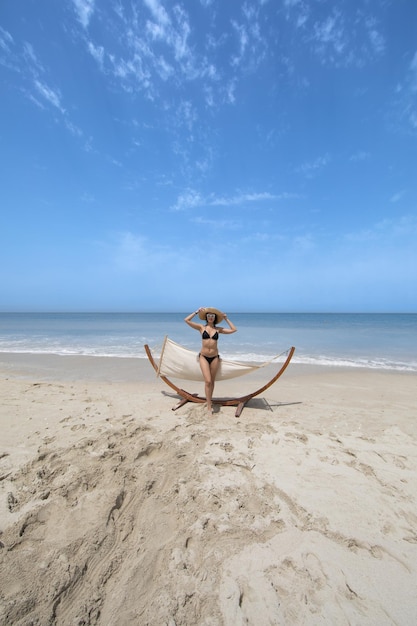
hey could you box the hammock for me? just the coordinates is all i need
[144,337,296,417]
[156,336,284,381]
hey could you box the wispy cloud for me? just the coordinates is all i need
[208,191,283,207]
[0,27,23,74]
[410,51,417,92]
[0,26,14,56]
[344,214,417,243]
[230,3,267,72]
[112,232,150,271]
[172,188,300,211]
[78,0,269,111]
[72,0,95,29]
[292,233,316,252]
[392,48,417,132]
[87,41,104,68]
[349,151,370,162]
[366,16,385,56]
[0,33,85,140]
[171,189,204,211]
[109,231,192,274]
[192,216,242,229]
[241,231,287,245]
[313,10,347,59]
[209,191,300,206]
[230,20,249,68]
[1,33,65,113]
[285,3,386,68]
[296,154,331,177]
[175,99,197,131]
[406,51,417,129]
[34,79,65,113]
[390,190,405,203]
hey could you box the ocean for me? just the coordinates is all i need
[0,312,416,372]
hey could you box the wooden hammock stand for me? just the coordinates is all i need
[144,344,296,417]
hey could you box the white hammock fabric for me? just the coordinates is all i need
[156,337,284,382]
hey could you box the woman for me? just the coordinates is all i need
[184,307,237,414]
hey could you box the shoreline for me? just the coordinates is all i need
[1,352,416,624]
[1,351,416,383]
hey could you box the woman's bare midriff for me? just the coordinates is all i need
[201,337,218,357]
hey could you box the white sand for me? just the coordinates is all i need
[0,354,416,625]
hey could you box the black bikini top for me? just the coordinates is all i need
[202,329,219,340]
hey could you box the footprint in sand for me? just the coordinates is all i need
[285,432,308,444]
[70,424,87,431]
[59,416,74,424]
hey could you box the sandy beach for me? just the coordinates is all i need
[0,353,416,625]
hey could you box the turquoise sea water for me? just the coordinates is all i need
[0,313,416,371]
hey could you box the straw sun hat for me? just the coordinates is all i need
[198,307,223,321]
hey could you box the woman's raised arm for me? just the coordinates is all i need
[184,309,203,330]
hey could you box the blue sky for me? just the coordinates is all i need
[1,0,416,313]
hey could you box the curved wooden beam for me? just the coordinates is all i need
[144,343,206,404]
[144,344,296,416]
[225,345,296,403]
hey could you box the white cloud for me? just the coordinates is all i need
[409,50,417,92]
[231,21,249,68]
[241,231,286,245]
[113,232,149,271]
[229,3,267,73]
[0,26,17,71]
[109,231,192,275]
[0,26,14,52]
[34,79,65,113]
[0,33,83,138]
[390,190,405,203]
[349,150,370,162]
[143,0,192,68]
[87,41,104,67]
[284,0,303,6]
[172,188,299,211]
[209,191,276,206]
[345,215,417,243]
[296,154,331,177]
[144,0,170,30]
[366,20,385,56]
[175,100,197,131]
[154,54,174,80]
[409,111,417,129]
[225,79,236,104]
[172,5,191,62]
[284,4,386,68]
[314,12,342,46]
[146,18,166,41]
[65,119,83,137]
[88,1,200,100]
[22,42,41,68]
[313,10,346,58]
[172,189,204,211]
[72,0,95,29]
[391,49,417,132]
[293,233,316,252]
[79,0,271,109]
[192,216,241,229]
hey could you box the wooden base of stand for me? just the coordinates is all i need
[171,395,248,417]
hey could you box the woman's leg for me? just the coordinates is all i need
[199,356,219,413]
[208,357,220,409]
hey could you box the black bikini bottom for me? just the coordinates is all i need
[199,354,219,364]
